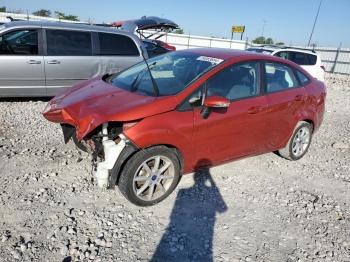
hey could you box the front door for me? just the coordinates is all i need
[0,28,45,97]
[191,61,269,166]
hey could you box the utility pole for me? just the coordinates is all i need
[308,0,323,46]
[261,20,266,37]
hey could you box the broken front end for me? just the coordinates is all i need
[60,122,138,189]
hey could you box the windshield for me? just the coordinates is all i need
[108,52,223,96]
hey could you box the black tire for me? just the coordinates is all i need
[118,146,181,206]
[278,121,313,161]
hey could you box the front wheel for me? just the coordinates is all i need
[118,146,181,206]
[278,121,313,160]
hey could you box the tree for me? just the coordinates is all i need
[252,36,274,45]
[0,6,6,12]
[173,28,184,34]
[275,42,285,46]
[54,11,79,21]
[32,9,51,17]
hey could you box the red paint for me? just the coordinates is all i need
[43,48,326,174]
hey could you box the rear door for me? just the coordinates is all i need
[44,29,99,96]
[96,32,143,75]
[263,61,307,150]
[0,28,45,97]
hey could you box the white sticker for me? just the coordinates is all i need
[196,56,223,65]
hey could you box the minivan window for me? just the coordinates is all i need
[265,62,298,92]
[206,62,260,100]
[0,29,38,55]
[46,30,92,56]
[98,33,139,56]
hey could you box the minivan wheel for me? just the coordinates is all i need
[118,146,181,206]
[278,121,313,161]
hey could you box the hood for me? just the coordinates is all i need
[43,77,178,140]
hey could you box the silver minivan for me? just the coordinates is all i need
[0,21,145,97]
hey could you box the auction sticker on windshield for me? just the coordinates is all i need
[196,56,223,65]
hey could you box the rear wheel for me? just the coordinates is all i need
[118,146,181,206]
[278,121,313,160]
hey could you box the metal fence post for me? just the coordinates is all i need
[331,43,342,73]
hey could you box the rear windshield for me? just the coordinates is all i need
[108,52,223,96]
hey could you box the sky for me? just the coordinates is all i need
[1,0,349,47]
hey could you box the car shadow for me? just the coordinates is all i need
[150,159,228,262]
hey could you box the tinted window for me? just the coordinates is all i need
[295,70,310,85]
[206,62,260,100]
[98,33,139,56]
[0,29,38,55]
[290,52,316,65]
[46,30,92,56]
[265,62,298,92]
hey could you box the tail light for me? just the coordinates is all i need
[320,65,325,71]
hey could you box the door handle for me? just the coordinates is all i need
[47,60,61,64]
[247,106,265,114]
[27,60,41,64]
[295,95,304,101]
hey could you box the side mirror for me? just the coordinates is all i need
[203,96,230,108]
[201,96,230,119]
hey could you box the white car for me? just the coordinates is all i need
[247,46,325,82]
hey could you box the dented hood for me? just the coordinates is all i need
[43,77,178,140]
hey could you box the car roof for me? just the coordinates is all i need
[2,20,134,35]
[181,48,273,60]
[248,46,318,56]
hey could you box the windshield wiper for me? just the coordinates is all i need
[130,61,157,93]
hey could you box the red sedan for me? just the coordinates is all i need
[43,48,326,206]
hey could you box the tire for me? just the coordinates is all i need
[118,146,181,206]
[278,121,313,161]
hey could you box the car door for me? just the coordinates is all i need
[263,61,307,150]
[44,29,99,96]
[0,28,45,97]
[191,61,270,166]
[96,32,143,76]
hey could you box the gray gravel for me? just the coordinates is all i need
[0,73,349,261]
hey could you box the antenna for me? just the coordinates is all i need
[308,0,323,46]
[140,49,159,96]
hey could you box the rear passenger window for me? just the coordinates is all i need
[0,29,38,55]
[295,70,310,85]
[290,52,317,65]
[265,62,298,93]
[46,30,92,56]
[206,62,260,100]
[98,33,139,56]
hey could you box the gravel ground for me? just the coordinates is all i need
[0,73,349,262]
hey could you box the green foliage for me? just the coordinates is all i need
[173,28,184,34]
[252,36,274,45]
[32,9,51,17]
[275,42,285,46]
[54,11,79,21]
[0,6,6,12]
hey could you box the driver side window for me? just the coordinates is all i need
[0,29,38,55]
[206,62,260,101]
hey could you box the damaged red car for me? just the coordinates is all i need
[43,48,326,206]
